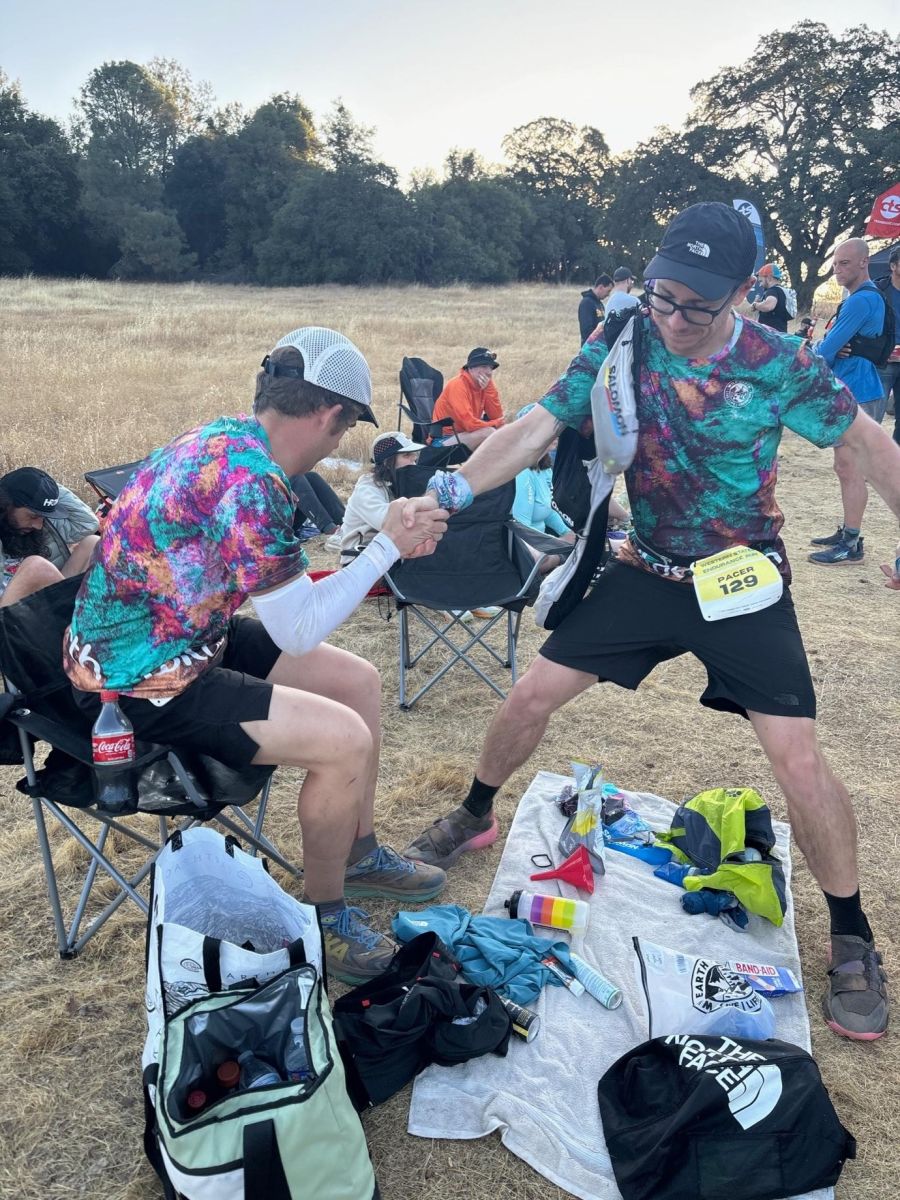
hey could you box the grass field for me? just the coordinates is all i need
[0,277,897,1200]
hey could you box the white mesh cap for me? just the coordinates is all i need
[274,326,377,425]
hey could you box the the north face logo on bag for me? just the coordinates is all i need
[666,1034,782,1130]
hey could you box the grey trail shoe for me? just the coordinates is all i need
[404,807,499,870]
[320,906,397,985]
[823,933,889,1040]
[343,844,446,901]
[808,536,864,566]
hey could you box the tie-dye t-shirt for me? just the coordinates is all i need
[539,316,857,576]
[64,414,307,696]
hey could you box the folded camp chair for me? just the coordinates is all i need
[385,468,543,709]
[0,576,300,959]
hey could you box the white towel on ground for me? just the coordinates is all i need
[407,770,832,1200]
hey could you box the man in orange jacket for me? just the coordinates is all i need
[432,348,505,449]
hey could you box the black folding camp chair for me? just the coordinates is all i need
[398,357,446,441]
[84,458,146,518]
[0,576,300,959]
[385,468,542,709]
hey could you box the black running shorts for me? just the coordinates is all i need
[540,561,816,719]
[72,614,283,768]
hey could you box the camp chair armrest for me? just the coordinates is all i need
[398,404,454,437]
[5,707,167,770]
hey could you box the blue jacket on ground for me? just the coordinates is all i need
[815,283,885,403]
[392,904,574,1005]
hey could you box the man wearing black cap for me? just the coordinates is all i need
[432,347,504,449]
[404,202,900,1042]
[0,467,99,607]
[578,274,614,346]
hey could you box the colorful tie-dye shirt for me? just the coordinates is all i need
[64,414,307,696]
[539,316,857,577]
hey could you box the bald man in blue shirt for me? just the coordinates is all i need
[809,238,890,565]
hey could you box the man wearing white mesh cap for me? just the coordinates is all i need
[65,327,450,983]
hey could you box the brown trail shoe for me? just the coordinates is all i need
[823,933,889,1041]
[403,807,499,870]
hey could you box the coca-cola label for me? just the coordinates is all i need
[92,734,135,764]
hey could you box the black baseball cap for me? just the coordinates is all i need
[465,347,500,371]
[613,267,634,282]
[0,467,59,513]
[644,202,757,299]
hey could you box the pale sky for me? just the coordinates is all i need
[1,0,896,182]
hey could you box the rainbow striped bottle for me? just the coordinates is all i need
[504,889,590,937]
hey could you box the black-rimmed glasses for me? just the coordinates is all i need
[646,286,738,327]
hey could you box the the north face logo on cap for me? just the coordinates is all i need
[687,241,711,257]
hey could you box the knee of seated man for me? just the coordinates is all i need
[21,556,62,584]
[356,655,382,698]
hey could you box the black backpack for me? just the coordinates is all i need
[837,282,895,367]
[333,933,511,1110]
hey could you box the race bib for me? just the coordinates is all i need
[691,546,783,622]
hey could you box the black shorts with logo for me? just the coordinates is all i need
[72,614,283,768]
[540,560,816,719]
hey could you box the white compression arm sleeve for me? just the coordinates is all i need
[251,531,400,657]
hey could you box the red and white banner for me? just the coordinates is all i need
[865,184,900,238]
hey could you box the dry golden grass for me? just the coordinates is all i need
[0,277,897,1199]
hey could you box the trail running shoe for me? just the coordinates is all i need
[320,906,398,984]
[808,536,864,566]
[823,933,889,1040]
[810,526,847,547]
[343,844,446,901]
[403,807,499,869]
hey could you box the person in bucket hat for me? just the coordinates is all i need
[63,328,450,985]
[432,347,505,449]
[404,201,900,1042]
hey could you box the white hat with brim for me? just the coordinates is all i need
[372,431,427,464]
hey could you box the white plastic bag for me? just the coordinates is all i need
[633,937,776,1041]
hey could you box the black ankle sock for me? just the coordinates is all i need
[462,777,499,820]
[310,897,345,920]
[823,889,872,940]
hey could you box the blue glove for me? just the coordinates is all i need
[681,889,749,931]
[681,888,733,915]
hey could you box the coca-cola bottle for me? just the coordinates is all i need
[91,690,137,814]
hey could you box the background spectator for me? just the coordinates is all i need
[340,431,425,564]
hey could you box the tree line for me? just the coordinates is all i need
[2,21,897,310]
